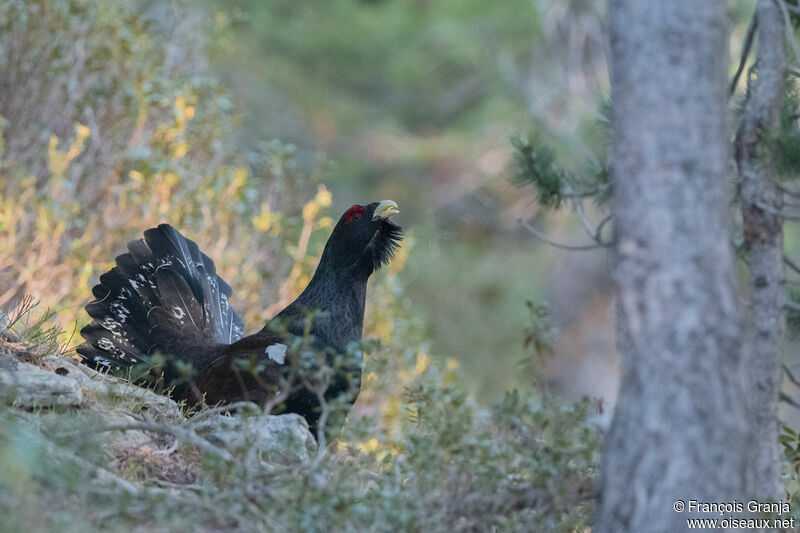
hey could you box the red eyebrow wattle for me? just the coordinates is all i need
[345,205,364,223]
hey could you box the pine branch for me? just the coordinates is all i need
[517,218,605,251]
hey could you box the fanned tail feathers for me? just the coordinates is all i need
[77,224,244,373]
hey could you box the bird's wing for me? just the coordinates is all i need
[193,330,288,406]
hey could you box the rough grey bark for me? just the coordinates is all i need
[735,0,786,501]
[595,2,752,532]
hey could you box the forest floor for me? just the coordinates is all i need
[0,339,321,533]
[0,320,598,533]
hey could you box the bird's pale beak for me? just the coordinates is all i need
[373,200,400,221]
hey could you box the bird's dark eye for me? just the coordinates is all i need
[353,213,361,220]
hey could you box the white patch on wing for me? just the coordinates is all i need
[266,343,287,365]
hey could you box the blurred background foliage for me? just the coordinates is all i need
[201,0,615,402]
[0,0,622,405]
[0,0,764,405]
[0,0,324,334]
[0,0,765,404]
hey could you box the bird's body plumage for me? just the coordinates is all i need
[77,201,402,434]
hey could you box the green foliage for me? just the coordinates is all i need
[511,131,611,211]
[201,0,612,401]
[511,134,569,209]
[519,300,555,385]
[208,0,542,137]
[765,80,800,181]
[0,296,64,361]
[768,82,800,341]
[788,289,800,336]
[0,0,323,334]
[0,362,597,532]
[0,243,598,532]
[781,425,800,523]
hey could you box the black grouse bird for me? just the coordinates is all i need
[77,200,402,434]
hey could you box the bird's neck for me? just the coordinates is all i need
[273,263,368,351]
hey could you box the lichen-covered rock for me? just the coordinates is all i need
[195,413,317,465]
[40,354,181,418]
[2,351,315,481]
[101,410,163,456]
[0,355,83,408]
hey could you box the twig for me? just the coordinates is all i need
[152,479,207,491]
[777,0,800,66]
[784,254,800,275]
[780,391,800,410]
[782,198,800,209]
[560,184,610,200]
[1,295,37,338]
[784,364,800,389]
[0,330,20,343]
[518,218,604,251]
[573,201,613,247]
[779,184,800,198]
[786,1,800,14]
[754,199,800,220]
[572,201,598,241]
[261,379,296,415]
[153,439,180,456]
[87,421,236,463]
[265,196,319,316]
[189,401,261,422]
[595,213,614,243]
[730,13,758,96]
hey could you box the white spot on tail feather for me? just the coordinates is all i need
[93,356,113,368]
[266,344,287,365]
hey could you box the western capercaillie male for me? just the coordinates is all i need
[77,201,402,434]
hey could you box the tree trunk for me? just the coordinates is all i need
[735,0,786,501]
[595,2,752,531]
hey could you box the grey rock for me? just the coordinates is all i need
[41,354,181,418]
[101,410,167,460]
[195,413,317,465]
[0,356,83,408]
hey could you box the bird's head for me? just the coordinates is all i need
[321,200,403,278]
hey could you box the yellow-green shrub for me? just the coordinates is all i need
[0,0,319,336]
